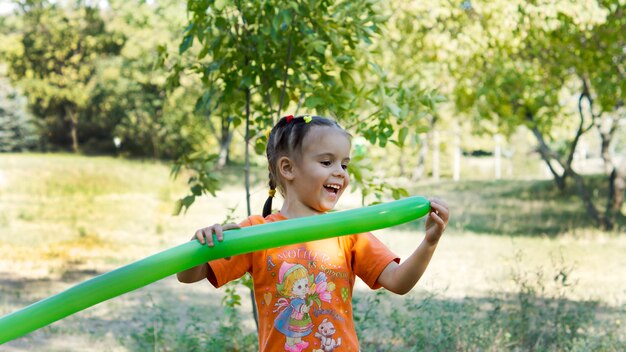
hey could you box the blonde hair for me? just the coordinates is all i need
[277,266,310,297]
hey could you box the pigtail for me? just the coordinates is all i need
[263,178,277,217]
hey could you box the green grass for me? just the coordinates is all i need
[0,153,624,351]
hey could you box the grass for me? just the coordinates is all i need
[0,153,624,351]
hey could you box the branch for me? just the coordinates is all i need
[233,0,273,114]
[526,111,566,182]
[294,91,305,116]
[277,11,297,122]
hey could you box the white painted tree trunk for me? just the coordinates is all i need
[494,134,502,180]
[453,129,461,181]
[432,130,440,181]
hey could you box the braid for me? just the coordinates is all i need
[262,177,276,217]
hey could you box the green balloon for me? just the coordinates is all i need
[0,196,430,344]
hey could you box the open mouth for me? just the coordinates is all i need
[324,184,341,194]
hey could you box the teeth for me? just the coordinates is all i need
[325,184,341,190]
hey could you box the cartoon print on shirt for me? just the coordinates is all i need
[314,318,342,352]
[273,262,335,352]
[274,262,314,352]
[267,255,276,271]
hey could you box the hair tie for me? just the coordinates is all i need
[285,115,294,123]
[303,115,312,124]
[268,189,276,197]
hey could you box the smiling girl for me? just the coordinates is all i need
[177,115,450,351]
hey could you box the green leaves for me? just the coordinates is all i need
[168,0,424,210]
[171,152,220,215]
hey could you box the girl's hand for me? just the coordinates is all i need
[191,223,240,247]
[425,197,449,245]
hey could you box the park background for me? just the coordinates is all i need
[0,0,625,351]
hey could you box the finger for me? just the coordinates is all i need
[204,228,215,247]
[429,198,449,210]
[194,229,205,244]
[430,201,449,220]
[429,211,446,227]
[222,223,240,231]
[214,226,224,243]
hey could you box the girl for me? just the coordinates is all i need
[177,115,450,352]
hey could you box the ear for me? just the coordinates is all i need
[278,156,296,181]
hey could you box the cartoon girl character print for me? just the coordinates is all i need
[274,262,334,352]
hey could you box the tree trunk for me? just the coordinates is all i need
[217,116,233,169]
[411,134,428,181]
[607,154,626,216]
[494,133,502,180]
[67,107,79,153]
[570,170,610,229]
[529,124,566,190]
[432,130,440,181]
[525,111,616,228]
[243,86,259,330]
[151,132,160,159]
[453,129,461,182]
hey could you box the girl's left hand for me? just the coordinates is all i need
[425,197,449,245]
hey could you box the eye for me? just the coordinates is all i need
[320,161,331,166]
[341,164,348,170]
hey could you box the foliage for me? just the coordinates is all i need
[84,0,203,158]
[353,253,624,351]
[0,74,38,152]
[4,0,125,152]
[435,0,626,228]
[0,0,204,157]
[1,0,622,228]
[163,0,442,214]
[124,291,257,352]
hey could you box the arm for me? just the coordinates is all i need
[376,198,449,295]
[177,262,209,283]
[176,223,240,284]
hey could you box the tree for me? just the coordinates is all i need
[5,0,124,152]
[81,0,200,158]
[0,74,38,152]
[452,0,625,229]
[166,0,423,215]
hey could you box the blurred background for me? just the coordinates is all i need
[0,0,624,351]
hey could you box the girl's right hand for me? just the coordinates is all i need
[191,223,240,247]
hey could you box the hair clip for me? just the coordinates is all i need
[303,115,312,124]
[285,115,294,123]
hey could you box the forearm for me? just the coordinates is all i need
[379,239,439,295]
[176,263,208,283]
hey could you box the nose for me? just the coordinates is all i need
[332,164,346,177]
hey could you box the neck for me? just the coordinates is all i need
[279,198,325,219]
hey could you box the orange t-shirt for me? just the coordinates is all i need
[207,213,399,352]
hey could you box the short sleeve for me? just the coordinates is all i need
[205,215,266,287]
[350,233,399,289]
[206,254,252,288]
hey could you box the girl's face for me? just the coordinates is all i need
[285,126,351,215]
[292,277,310,298]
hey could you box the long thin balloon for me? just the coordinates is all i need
[0,196,430,344]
